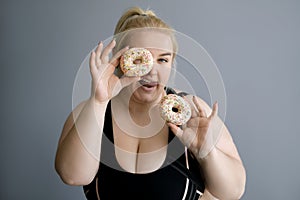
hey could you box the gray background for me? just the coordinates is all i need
[1,0,299,199]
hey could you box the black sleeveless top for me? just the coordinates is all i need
[83,88,205,200]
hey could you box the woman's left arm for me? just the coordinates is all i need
[168,96,246,200]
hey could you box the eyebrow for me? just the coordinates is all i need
[159,53,172,57]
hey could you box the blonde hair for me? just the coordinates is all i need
[113,7,178,55]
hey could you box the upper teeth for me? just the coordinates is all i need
[142,79,151,83]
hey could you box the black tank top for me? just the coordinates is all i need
[83,88,205,200]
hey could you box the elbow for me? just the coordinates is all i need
[235,172,246,199]
[229,172,247,199]
[57,173,82,186]
[55,158,95,186]
[55,165,95,186]
[212,184,245,200]
[225,162,247,199]
[226,169,246,200]
[211,170,246,200]
[237,186,246,200]
[58,174,94,186]
[235,165,247,199]
[229,180,246,200]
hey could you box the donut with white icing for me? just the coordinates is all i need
[160,94,192,125]
[120,48,153,77]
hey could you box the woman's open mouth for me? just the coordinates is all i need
[138,79,159,91]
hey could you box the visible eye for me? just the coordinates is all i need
[158,58,169,63]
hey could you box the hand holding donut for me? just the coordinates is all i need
[89,40,139,104]
[167,96,219,159]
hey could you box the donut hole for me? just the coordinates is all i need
[172,106,180,113]
[133,57,143,64]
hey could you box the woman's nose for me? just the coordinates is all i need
[148,63,158,76]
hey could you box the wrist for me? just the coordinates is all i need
[197,147,218,165]
[89,96,109,107]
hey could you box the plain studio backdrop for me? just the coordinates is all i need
[1,0,299,199]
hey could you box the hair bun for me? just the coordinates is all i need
[114,7,157,34]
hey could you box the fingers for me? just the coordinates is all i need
[110,46,129,66]
[167,123,183,138]
[93,40,128,71]
[192,96,218,120]
[182,96,198,118]
[192,96,207,117]
[169,123,197,149]
[101,39,116,63]
[209,101,218,119]
[95,41,103,66]
[91,40,124,75]
[106,45,130,76]
[89,51,97,74]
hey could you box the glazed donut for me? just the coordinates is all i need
[120,48,153,77]
[159,94,192,125]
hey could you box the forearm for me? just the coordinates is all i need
[55,98,108,185]
[199,147,246,200]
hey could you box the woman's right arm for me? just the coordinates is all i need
[55,98,108,186]
[55,40,138,185]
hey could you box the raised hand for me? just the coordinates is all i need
[168,96,220,158]
[89,40,139,103]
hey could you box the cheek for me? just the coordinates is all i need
[159,65,172,83]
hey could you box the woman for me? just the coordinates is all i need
[55,7,246,200]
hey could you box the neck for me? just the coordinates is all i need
[117,87,166,115]
[129,98,159,115]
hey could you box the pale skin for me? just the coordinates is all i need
[55,31,246,200]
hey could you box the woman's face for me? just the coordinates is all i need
[123,30,174,104]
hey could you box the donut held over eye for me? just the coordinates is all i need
[120,48,154,77]
[160,94,192,126]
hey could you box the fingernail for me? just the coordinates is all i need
[214,101,218,107]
